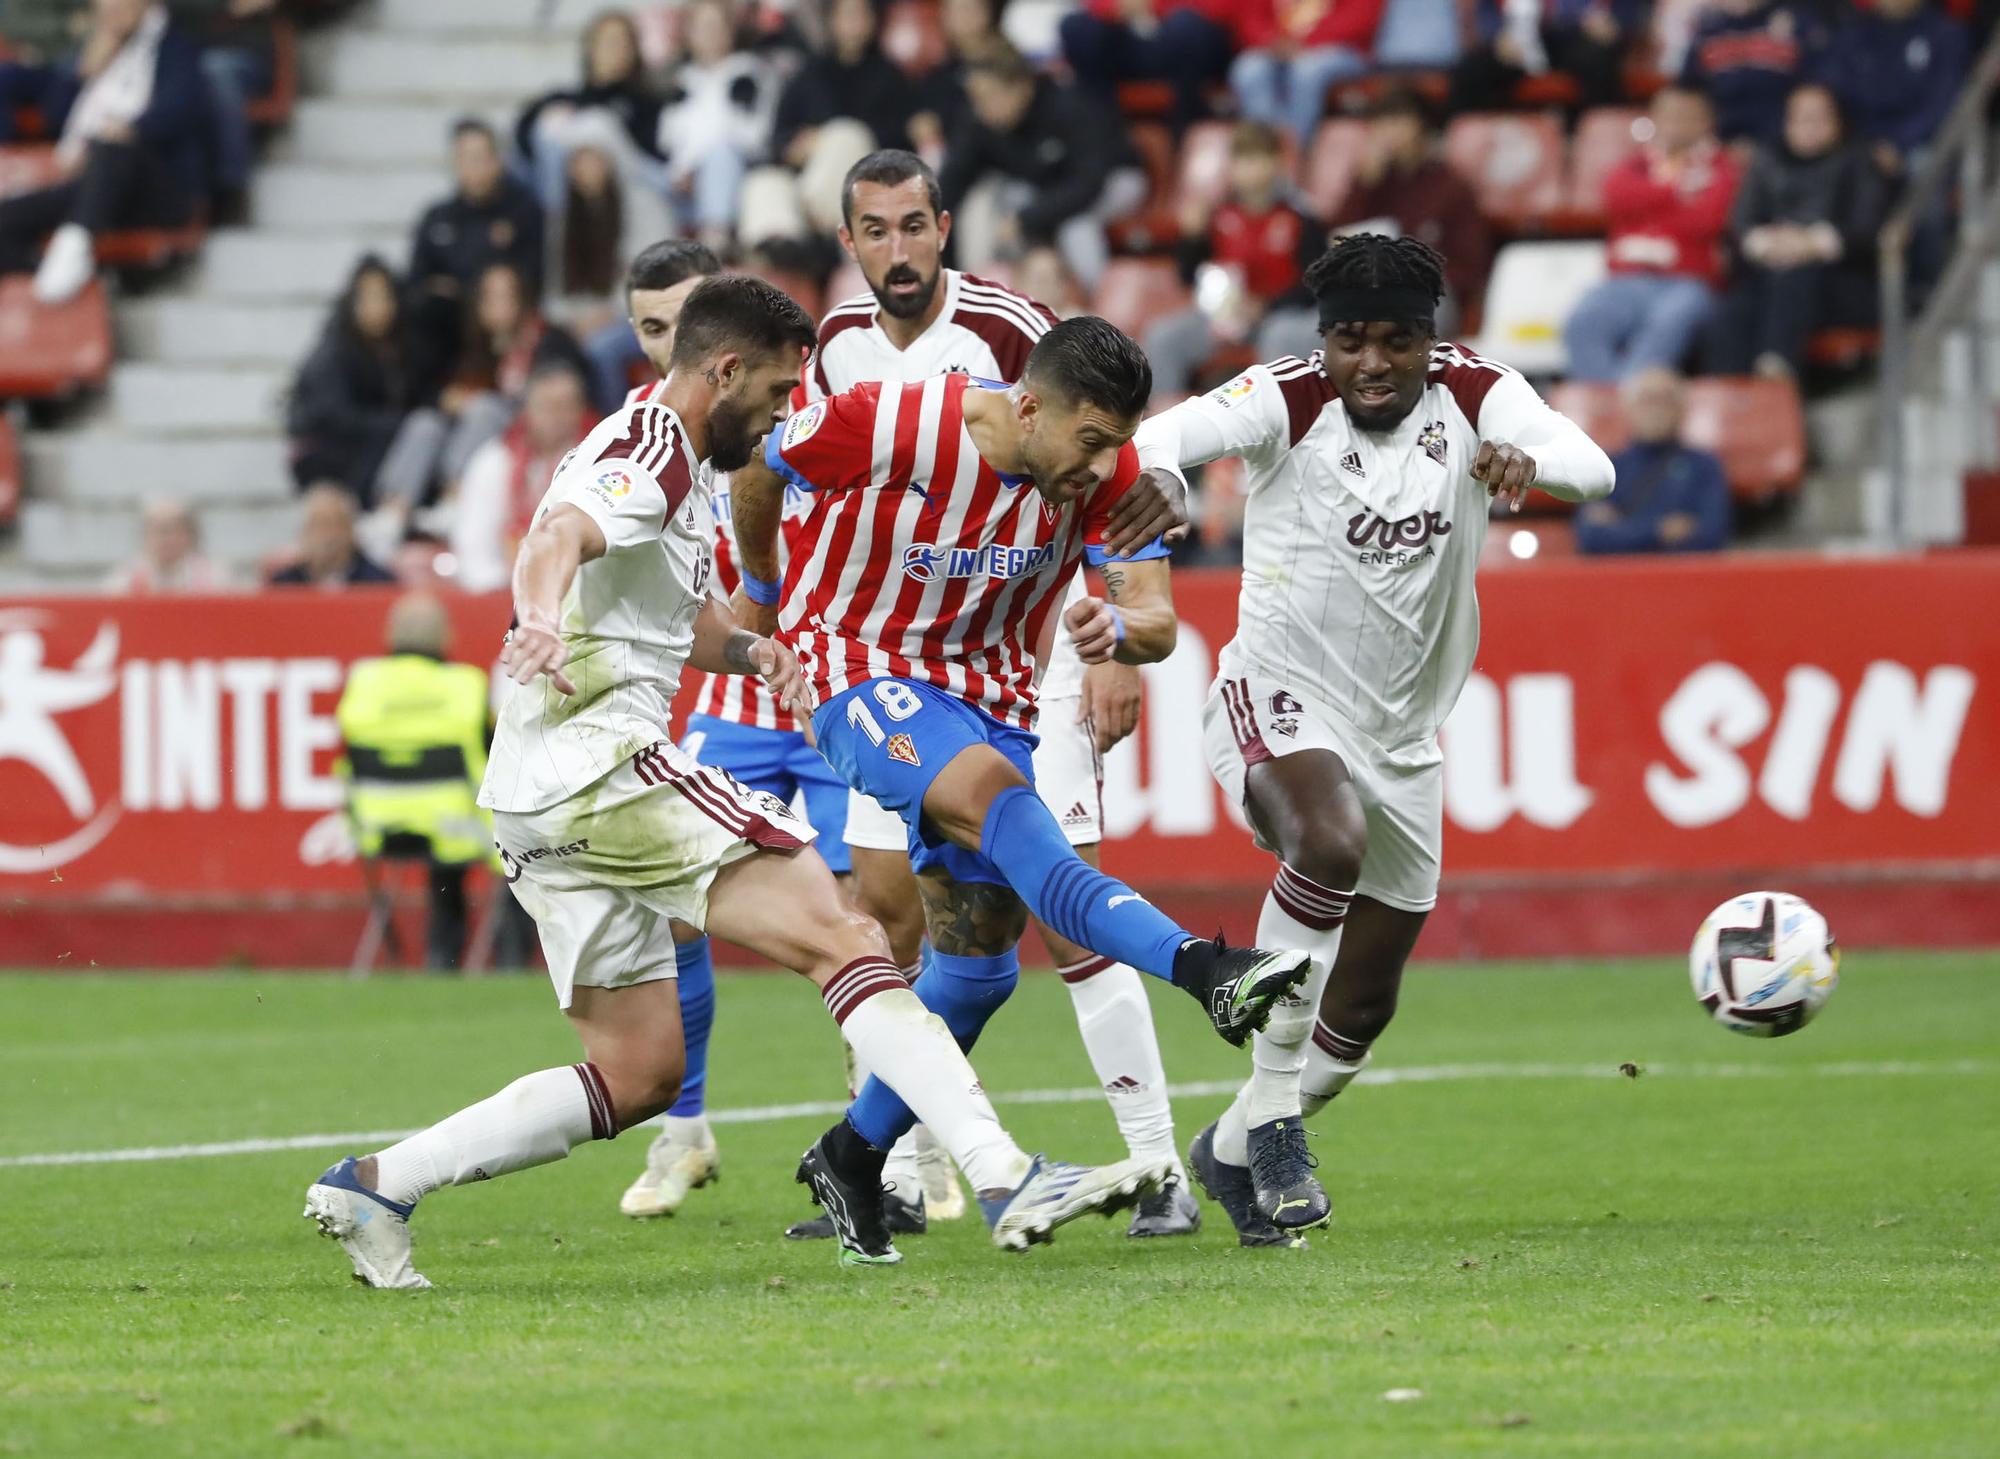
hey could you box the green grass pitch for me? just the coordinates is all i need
[3,953,1997,1458]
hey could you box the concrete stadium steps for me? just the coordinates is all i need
[304,31,572,100]
[21,498,297,574]
[109,364,289,435]
[119,298,323,368]
[282,99,514,166]
[372,0,610,34]
[23,430,292,505]
[251,163,444,233]
[194,231,405,302]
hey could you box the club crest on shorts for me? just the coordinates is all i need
[887,733,921,767]
[1418,420,1448,466]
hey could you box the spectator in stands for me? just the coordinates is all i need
[0,0,210,304]
[656,0,775,249]
[179,0,281,219]
[104,495,225,593]
[910,0,1006,162]
[513,10,672,245]
[1227,0,1386,149]
[288,254,418,500]
[1679,0,1826,147]
[1576,367,1731,553]
[1014,246,1090,317]
[448,363,594,592]
[271,484,396,587]
[1145,121,1324,394]
[742,0,916,246]
[1324,88,1492,335]
[1820,0,1967,174]
[1450,0,1640,114]
[1564,84,1740,381]
[1710,82,1885,377]
[406,119,545,385]
[1058,0,1237,134]
[940,44,1147,288]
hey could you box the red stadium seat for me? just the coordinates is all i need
[1805,327,1880,370]
[1442,111,1566,233]
[1546,379,1628,455]
[881,0,946,78]
[0,410,19,527]
[1115,81,1175,119]
[1301,118,1369,219]
[1173,121,1237,227]
[0,142,62,195]
[1106,121,1179,253]
[0,145,205,267]
[1512,72,1581,108]
[0,274,113,397]
[243,19,297,127]
[1680,376,1806,498]
[1090,258,1190,340]
[1558,107,1647,233]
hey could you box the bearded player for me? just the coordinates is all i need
[726,149,1202,1240]
[1132,235,1616,1246]
[303,277,1166,1286]
[748,315,1313,1265]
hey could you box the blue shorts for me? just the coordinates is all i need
[811,678,1039,887]
[678,713,851,875]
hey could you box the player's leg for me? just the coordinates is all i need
[1300,895,1427,1114]
[848,844,927,969]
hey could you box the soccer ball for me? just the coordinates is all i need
[1689,891,1840,1038]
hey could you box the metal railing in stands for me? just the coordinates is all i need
[1879,25,2000,546]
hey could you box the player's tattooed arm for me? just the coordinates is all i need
[725,455,786,634]
[689,596,812,716]
[917,870,1030,958]
[1067,558,1177,667]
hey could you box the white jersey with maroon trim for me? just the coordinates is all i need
[767,373,1156,731]
[1134,343,1614,750]
[480,380,717,813]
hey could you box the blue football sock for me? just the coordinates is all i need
[979,784,1189,980]
[667,936,715,1119]
[847,944,1019,1150]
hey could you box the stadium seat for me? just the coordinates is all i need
[0,410,18,527]
[1106,122,1179,253]
[1090,257,1190,340]
[1114,80,1176,119]
[0,142,62,194]
[881,0,946,77]
[1558,107,1647,233]
[1442,111,1566,233]
[1301,118,1369,219]
[1546,379,1628,454]
[1805,327,1880,371]
[0,144,205,268]
[1680,376,1806,498]
[0,274,113,397]
[243,19,298,127]
[1466,239,1606,375]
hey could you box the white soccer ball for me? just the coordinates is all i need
[1689,891,1840,1038]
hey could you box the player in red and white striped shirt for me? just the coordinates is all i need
[740,316,1314,1237]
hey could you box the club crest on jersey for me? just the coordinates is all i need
[902,540,1057,583]
[1418,420,1448,466]
[887,733,921,766]
[592,467,634,499]
[782,400,828,449]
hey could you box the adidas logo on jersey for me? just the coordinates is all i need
[1060,800,1092,827]
[1104,1075,1146,1094]
[1340,451,1365,478]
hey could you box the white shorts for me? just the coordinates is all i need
[1203,673,1442,914]
[495,740,816,1008]
[841,695,1103,852]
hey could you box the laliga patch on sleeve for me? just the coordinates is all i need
[587,466,635,502]
[782,400,828,450]
[1211,373,1260,409]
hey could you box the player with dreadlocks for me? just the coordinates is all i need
[1132,233,1616,1245]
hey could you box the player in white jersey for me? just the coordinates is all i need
[303,277,1167,1285]
[727,149,1200,1238]
[1133,235,1616,1245]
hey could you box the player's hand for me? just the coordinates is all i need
[1472,440,1538,513]
[502,614,576,697]
[730,585,779,637]
[1080,660,1142,753]
[751,636,816,723]
[1103,468,1192,557]
[1064,595,1123,665]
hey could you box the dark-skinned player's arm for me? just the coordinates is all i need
[503,504,604,697]
[1470,372,1617,513]
[1065,557,1176,667]
[688,593,812,719]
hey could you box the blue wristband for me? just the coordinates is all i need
[740,569,781,606]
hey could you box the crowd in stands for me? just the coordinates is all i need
[0,0,1987,594]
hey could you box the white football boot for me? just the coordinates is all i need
[303,1157,431,1290]
[914,1125,969,1220]
[981,1154,1171,1252]
[619,1119,720,1218]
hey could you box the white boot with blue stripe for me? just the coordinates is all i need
[303,1157,431,1290]
[980,1153,1172,1252]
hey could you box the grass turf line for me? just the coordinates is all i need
[1,954,1996,1458]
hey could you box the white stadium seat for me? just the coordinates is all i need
[1467,239,1608,377]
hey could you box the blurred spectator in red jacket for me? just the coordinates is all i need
[104,496,226,594]
[1145,121,1326,392]
[1326,88,1492,333]
[1228,0,1387,147]
[1451,0,1646,113]
[1564,84,1740,381]
[1059,0,1237,133]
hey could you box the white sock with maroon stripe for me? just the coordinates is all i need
[821,957,1031,1194]
[371,1063,615,1207]
[1214,866,1351,1166]
[1301,1020,1372,1116]
[1060,954,1183,1177]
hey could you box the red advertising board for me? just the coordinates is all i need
[2,553,1997,964]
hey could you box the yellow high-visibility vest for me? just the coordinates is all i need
[334,653,491,866]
